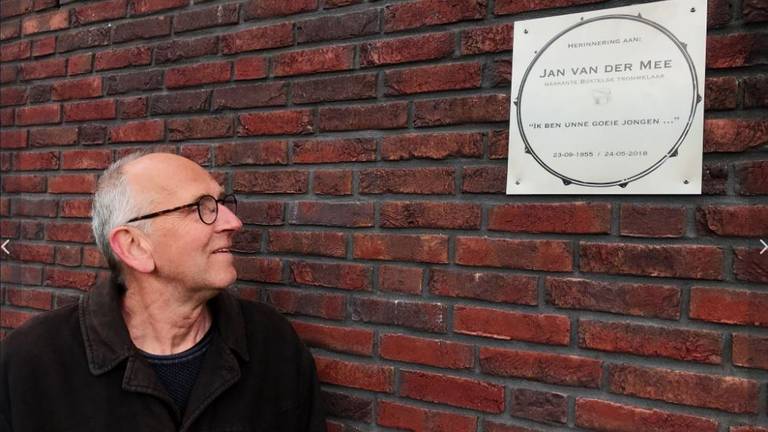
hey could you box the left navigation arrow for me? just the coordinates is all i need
[1,240,9,255]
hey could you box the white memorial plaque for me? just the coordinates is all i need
[507,0,706,194]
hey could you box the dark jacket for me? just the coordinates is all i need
[0,280,326,432]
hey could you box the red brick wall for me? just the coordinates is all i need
[1,0,767,430]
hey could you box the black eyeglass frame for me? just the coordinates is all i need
[126,194,237,225]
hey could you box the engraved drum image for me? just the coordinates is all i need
[513,14,701,188]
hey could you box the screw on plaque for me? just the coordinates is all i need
[690,7,696,12]
[670,149,678,158]
[513,98,519,106]
[684,179,690,184]
[619,182,628,188]
[562,179,572,186]
[515,180,520,185]
[524,29,528,34]
[697,94,702,103]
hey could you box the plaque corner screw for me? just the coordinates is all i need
[523,29,529,34]
[690,7,696,12]
[684,179,690,184]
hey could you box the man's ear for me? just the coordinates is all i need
[108,226,155,274]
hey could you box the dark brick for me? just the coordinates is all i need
[297,10,378,43]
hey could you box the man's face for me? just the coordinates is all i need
[126,154,243,293]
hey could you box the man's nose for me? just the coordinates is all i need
[217,204,243,232]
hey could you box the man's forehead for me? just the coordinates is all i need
[123,153,220,203]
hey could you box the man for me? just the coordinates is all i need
[0,153,326,432]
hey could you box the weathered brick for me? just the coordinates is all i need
[733,333,768,370]
[274,46,354,77]
[234,201,284,225]
[381,201,480,230]
[399,370,504,413]
[414,94,509,127]
[174,4,239,33]
[461,23,514,54]
[690,286,767,327]
[233,256,282,283]
[21,9,68,35]
[238,109,313,136]
[319,102,407,131]
[351,297,446,332]
[706,33,765,68]
[382,132,482,161]
[386,62,482,95]
[78,124,107,145]
[575,399,719,432]
[292,321,373,356]
[150,89,209,115]
[20,58,66,81]
[608,364,759,414]
[380,333,473,369]
[736,161,768,195]
[377,400,477,431]
[73,0,127,25]
[167,116,233,141]
[297,10,378,43]
[233,170,308,194]
[215,141,287,166]
[456,237,572,271]
[429,268,536,305]
[266,288,345,320]
[63,99,116,122]
[292,74,376,104]
[510,388,567,424]
[212,82,286,110]
[130,0,187,15]
[384,0,485,32]
[268,230,345,258]
[109,119,164,143]
[455,305,569,345]
[490,203,611,234]
[154,36,218,64]
[313,170,352,195]
[353,233,448,264]
[15,103,60,125]
[94,47,152,71]
[28,83,51,103]
[57,27,110,52]
[620,204,686,238]
[290,261,370,291]
[378,265,423,295]
[697,205,768,236]
[288,201,373,227]
[315,356,392,393]
[481,346,601,387]
[733,247,768,283]
[705,76,738,110]
[361,32,454,67]
[293,138,375,164]
[322,390,372,422]
[580,243,723,280]
[743,75,768,108]
[112,16,171,43]
[704,119,768,152]
[360,167,454,194]
[221,23,293,55]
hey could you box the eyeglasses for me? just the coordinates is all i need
[126,194,237,225]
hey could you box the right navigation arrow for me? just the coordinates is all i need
[760,239,768,255]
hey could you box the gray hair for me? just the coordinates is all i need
[91,152,152,277]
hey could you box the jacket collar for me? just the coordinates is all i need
[80,277,249,376]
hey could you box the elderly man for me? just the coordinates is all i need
[0,153,326,431]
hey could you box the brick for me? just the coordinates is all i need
[733,247,768,283]
[575,399,719,432]
[1,219,19,237]
[1,86,27,106]
[351,297,446,332]
[291,260,370,291]
[415,94,509,127]
[0,19,20,41]
[323,390,372,422]
[57,27,110,52]
[0,1,32,18]
[0,129,27,148]
[360,167,454,194]
[0,309,37,329]
[63,99,117,122]
[165,61,231,89]
[47,174,96,194]
[233,56,267,81]
[288,201,372,227]
[221,23,293,55]
[380,333,473,369]
[79,125,107,145]
[704,119,768,152]
[94,47,151,71]
[319,102,407,131]
[212,82,286,110]
[580,320,721,363]
[243,0,316,19]
[73,0,127,25]
[546,277,680,319]
[461,23,513,54]
[44,268,98,291]
[399,370,504,413]
[429,268,536,305]
[266,288,345,320]
[481,346,601,387]
[16,103,60,125]
[701,162,728,194]
[8,242,54,263]
[313,170,352,195]
[233,201,284,225]
[731,427,768,432]
[744,75,768,107]
[0,263,42,286]
[150,90,209,115]
[704,76,738,110]
[21,221,44,240]
[292,138,375,164]
[580,243,723,280]
[292,74,376,104]
[386,62,482,96]
[495,0,606,15]
[706,33,765,68]
[378,265,422,295]
[179,144,210,166]
[233,170,308,194]
[0,108,13,126]
[620,205,686,237]
[154,36,218,64]
[60,198,92,218]
[381,201,480,230]
[46,221,94,242]
[483,421,537,432]
[608,364,759,414]
[274,46,354,77]
[456,237,572,271]
[30,36,55,57]
[268,230,345,258]
[15,151,58,171]
[744,0,768,22]
[490,202,610,234]
[697,205,768,236]
[119,96,147,119]
[6,288,52,310]
[21,9,68,35]
[297,10,378,43]
[733,333,768,370]
[52,76,101,101]
[0,40,30,62]
[736,161,768,195]
[2,175,45,193]
[354,233,448,264]
[382,132,482,161]
[361,33,454,67]
[377,400,477,432]
[174,4,239,33]
[690,287,768,327]
[315,356,392,392]
[109,119,163,143]
[56,245,82,267]
[20,58,66,81]
[61,150,111,170]
[292,321,373,356]
[510,388,566,424]
[67,53,92,75]
[113,16,171,43]
[455,305,569,345]
[215,141,287,166]
[12,198,57,217]
[238,109,313,136]
[233,256,282,283]
[1,65,17,83]
[28,84,51,103]
[167,116,233,141]
[130,0,188,15]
